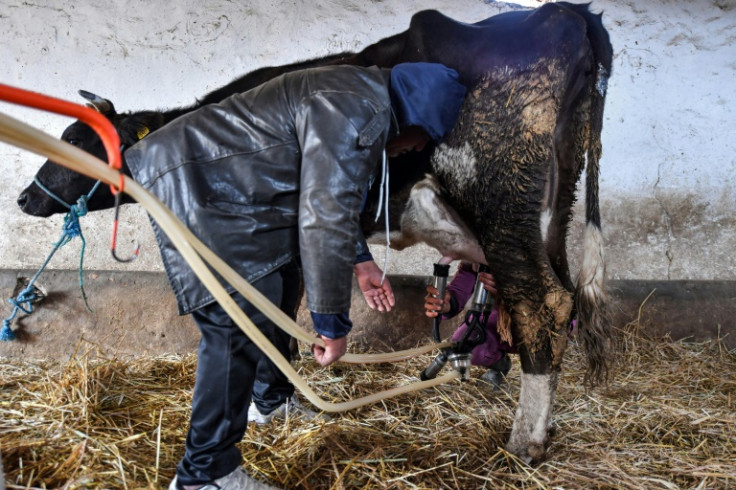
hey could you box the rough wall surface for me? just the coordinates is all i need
[0,0,734,282]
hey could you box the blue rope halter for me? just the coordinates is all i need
[1,179,101,341]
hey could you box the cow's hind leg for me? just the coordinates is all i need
[504,280,573,463]
[508,370,559,462]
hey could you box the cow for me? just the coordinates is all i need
[15,3,613,463]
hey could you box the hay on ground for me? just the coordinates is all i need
[1,321,735,489]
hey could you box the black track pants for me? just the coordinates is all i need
[252,261,302,414]
[175,261,300,485]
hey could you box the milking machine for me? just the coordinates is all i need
[420,263,494,381]
[419,263,450,380]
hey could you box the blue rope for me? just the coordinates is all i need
[1,180,101,341]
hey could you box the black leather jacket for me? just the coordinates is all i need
[125,65,394,315]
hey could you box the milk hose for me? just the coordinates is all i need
[0,109,458,412]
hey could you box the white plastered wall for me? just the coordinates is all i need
[0,0,734,281]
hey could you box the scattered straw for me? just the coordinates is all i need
[1,321,734,489]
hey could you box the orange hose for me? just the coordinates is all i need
[0,83,123,191]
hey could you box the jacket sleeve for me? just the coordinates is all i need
[296,90,390,319]
[354,229,373,264]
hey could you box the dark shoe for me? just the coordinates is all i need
[490,352,512,376]
[479,353,511,389]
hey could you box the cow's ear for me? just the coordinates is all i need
[117,112,166,146]
[78,90,117,117]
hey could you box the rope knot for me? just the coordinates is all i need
[63,201,86,239]
[8,285,39,314]
[74,194,90,216]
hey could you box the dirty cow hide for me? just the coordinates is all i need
[18,2,613,463]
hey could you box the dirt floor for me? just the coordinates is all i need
[1,270,734,362]
[0,270,467,361]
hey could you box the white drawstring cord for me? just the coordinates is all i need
[373,149,391,284]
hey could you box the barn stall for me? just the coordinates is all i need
[1,0,735,488]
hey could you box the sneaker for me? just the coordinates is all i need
[169,467,280,490]
[479,353,511,389]
[247,393,330,425]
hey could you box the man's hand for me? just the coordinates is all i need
[312,335,348,366]
[354,260,395,312]
[424,285,451,318]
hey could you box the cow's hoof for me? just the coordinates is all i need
[527,442,547,463]
[505,440,548,465]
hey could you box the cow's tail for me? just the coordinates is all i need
[573,4,614,387]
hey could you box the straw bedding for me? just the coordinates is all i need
[1,322,734,489]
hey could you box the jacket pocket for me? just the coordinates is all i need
[358,107,391,148]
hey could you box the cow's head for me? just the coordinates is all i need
[17,91,164,217]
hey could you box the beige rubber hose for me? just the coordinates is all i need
[0,111,458,411]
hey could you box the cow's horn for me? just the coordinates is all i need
[78,90,115,115]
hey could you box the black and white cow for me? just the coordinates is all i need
[16,3,613,462]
